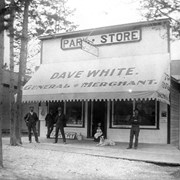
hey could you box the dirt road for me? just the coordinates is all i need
[0,143,180,180]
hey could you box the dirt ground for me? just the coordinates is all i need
[0,143,180,180]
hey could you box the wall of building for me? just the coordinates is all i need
[39,101,88,138]
[105,102,167,144]
[2,70,30,133]
[38,100,168,144]
[42,25,168,64]
[170,80,180,147]
[37,21,170,144]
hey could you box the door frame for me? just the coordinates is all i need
[87,100,107,138]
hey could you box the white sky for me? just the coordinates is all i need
[4,0,179,73]
[5,0,144,71]
[67,0,144,30]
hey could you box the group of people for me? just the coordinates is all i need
[24,106,67,144]
[24,106,141,149]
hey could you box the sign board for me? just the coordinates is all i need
[81,40,99,57]
[61,30,141,50]
[39,106,48,120]
[23,54,170,104]
[51,131,76,139]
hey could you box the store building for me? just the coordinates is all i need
[22,19,179,146]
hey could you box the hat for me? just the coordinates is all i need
[58,107,62,110]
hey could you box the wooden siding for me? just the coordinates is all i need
[1,70,30,133]
[170,81,180,147]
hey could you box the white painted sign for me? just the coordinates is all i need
[39,106,48,120]
[81,40,99,56]
[23,54,170,104]
[61,30,141,50]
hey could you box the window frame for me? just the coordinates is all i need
[110,100,159,129]
[64,101,85,128]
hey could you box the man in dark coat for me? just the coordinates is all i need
[127,109,141,149]
[24,106,39,143]
[54,107,67,144]
[45,109,54,138]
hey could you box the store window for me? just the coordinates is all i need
[65,101,84,127]
[136,100,157,128]
[111,100,157,129]
[112,100,133,127]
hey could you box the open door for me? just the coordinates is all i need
[88,101,107,138]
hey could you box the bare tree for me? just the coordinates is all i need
[14,0,77,144]
[0,0,77,146]
[9,0,17,145]
[15,0,31,145]
[140,0,180,38]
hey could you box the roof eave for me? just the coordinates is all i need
[39,18,170,40]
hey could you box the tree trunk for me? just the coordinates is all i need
[16,0,30,144]
[9,0,17,145]
[0,0,5,167]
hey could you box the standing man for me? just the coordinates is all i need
[45,109,54,138]
[54,107,67,144]
[24,106,39,143]
[127,109,141,149]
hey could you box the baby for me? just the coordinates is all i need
[94,123,103,142]
[94,126,103,139]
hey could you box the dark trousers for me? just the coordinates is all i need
[27,124,39,142]
[47,125,54,138]
[55,125,66,143]
[129,126,140,148]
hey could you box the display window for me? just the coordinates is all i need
[49,101,84,128]
[111,100,158,129]
[65,101,85,127]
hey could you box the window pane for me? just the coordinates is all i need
[65,101,83,127]
[112,100,133,127]
[111,100,157,128]
[136,100,156,126]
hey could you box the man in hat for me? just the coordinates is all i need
[127,108,141,149]
[24,106,39,143]
[45,109,55,138]
[54,107,67,144]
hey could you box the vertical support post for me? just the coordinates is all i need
[179,94,180,149]
[167,104,171,144]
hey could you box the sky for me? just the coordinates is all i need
[4,0,179,73]
[65,0,180,60]
[4,0,144,72]
[67,0,143,30]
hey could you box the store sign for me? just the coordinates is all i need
[81,40,99,56]
[51,131,76,139]
[61,29,141,50]
[23,54,170,104]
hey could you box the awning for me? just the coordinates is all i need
[22,54,170,104]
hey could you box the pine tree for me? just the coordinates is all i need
[0,0,5,167]
[0,0,77,146]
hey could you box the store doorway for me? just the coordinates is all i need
[88,101,107,138]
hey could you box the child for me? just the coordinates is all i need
[94,123,103,142]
